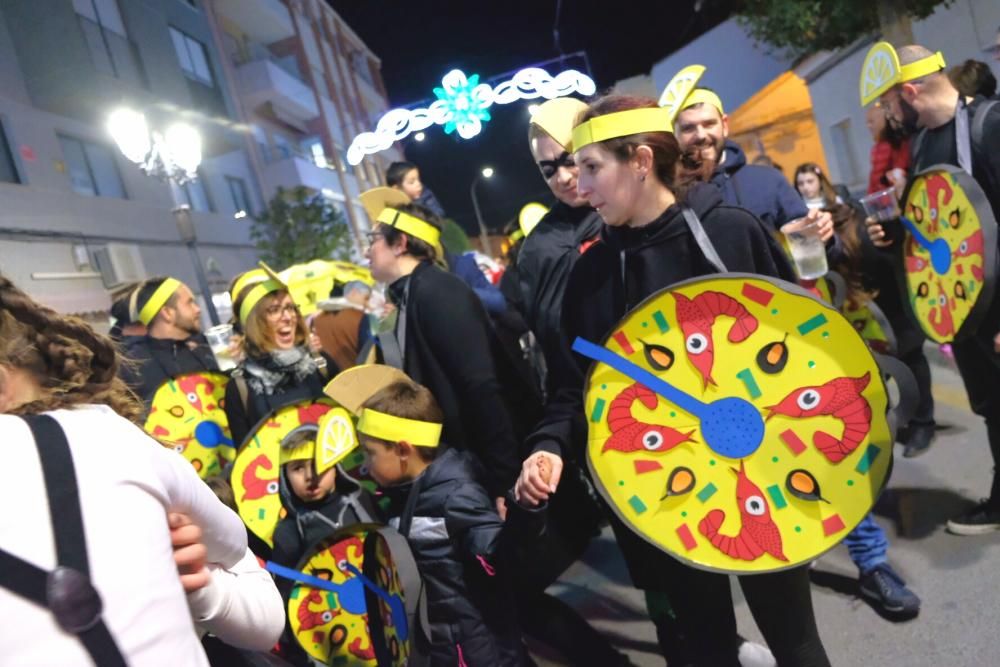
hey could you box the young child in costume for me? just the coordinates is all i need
[333,368,545,667]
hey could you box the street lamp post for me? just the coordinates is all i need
[470,166,495,255]
[107,108,220,325]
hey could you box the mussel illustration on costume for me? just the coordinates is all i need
[578,274,914,574]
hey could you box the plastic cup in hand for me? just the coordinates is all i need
[781,217,828,281]
[205,324,236,371]
[859,188,901,222]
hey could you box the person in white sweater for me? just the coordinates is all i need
[0,275,267,665]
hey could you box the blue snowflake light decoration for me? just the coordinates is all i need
[433,71,492,138]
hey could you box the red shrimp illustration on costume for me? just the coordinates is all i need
[298,402,332,425]
[328,537,364,573]
[177,375,215,413]
[603,383,695,453]
[925,173,953,234]
[241,454,279,500]
[929,281,956,338]
[954,229,985,281]
[766,373,872,463]
[698,461,787,562]
[673,291,759,389]
[348,636,376,661]
[297,588,339,631]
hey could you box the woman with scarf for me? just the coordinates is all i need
[224,270,326,447]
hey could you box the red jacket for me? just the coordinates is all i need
[868,138,910,194]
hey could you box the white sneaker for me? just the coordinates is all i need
[739,640,777,667]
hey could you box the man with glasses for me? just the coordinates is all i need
[121,275,219,405]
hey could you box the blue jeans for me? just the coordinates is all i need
[844,513,889,574]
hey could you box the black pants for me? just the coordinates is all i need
[609,513,830,667]
[951,327,1000,504]
[898,344,935,427]
[513,465,624,665]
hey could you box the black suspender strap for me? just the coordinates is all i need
[0,414,127,666]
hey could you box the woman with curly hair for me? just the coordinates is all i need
[0,275,248,665]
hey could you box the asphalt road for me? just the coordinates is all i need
[534,345,1000,666]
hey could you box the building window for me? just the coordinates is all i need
[0,120,20,184]
[174,174,213,212]
[169,27,214,86]
[226,176,252,218]
[830,118,859,186]
[73,0,145,86]
[58,135,126,198]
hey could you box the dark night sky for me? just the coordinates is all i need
[328,1,732,239]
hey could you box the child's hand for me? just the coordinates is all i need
[807,208,834,243]
[495,497,508,521]
[865,215,894,247]
[169,512,210,593]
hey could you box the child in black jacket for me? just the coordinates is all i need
[355,378,545,667]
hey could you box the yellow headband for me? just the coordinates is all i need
[571,107,673,152]
[859,42,947,106]
[376,207,444,257]
[682,89,724,117]
[357,409,441,448]
[138,278,181,326]
[231,269,267,303]
[239,279,283,325]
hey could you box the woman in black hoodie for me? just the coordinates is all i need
[515,95,830,667]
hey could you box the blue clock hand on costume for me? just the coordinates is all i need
[900,215,951,274]
[572,337,764,459]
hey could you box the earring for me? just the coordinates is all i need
[640,173,646,183]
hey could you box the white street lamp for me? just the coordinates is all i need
[108,107,218,324]
[481,166,495,179]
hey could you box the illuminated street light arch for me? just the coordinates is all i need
[347,66,596,165]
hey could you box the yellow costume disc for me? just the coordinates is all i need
[901,165,998,343]
[843,296,896,356]
[144,372,234,479]
[578,274,904,573]
[288,527,410,666]
[231,398,336,547]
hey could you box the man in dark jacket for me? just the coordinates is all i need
[866,43,1000,534]
[120,276,219,405]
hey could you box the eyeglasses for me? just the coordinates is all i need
[538,151,575,179]
[265,303,299,319]
[366,231,385,246]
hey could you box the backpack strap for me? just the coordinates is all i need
[971,99,997,156]
[682,207,728,273]
[0,414,126,666]
[233,374,250,418]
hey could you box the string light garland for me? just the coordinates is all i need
[347,66,596,165]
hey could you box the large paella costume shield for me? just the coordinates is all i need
[231,398,358,547]
[898,164,998,343]
[575,274,914,574]
[144,371,234,479]
[282,525,418,667]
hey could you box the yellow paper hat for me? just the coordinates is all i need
[376,207,445,262]
[238,262,287,325]
[359,186,411,222]
[278,406,358,473]
[659,64,724,130]
[138,277,182,326]
[231,268,268,303]
[530,97,591,150]
[859,42,946,106]
[518,202,549,237]
[323,364,411,415]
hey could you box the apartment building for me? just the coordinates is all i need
[0,0,266,324]
[207,0,401,256]
[0,0,398,324]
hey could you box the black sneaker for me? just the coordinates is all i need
[903,423,934,458]
[946,501,1000,535]
[858,563,921,617]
